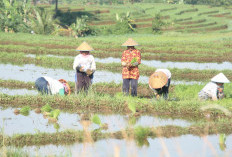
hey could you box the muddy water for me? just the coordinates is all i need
[0,107,191,136]
[27,54,232,70]
[21,135,232,157]
[0,64,202,85]
[0,87,38,95]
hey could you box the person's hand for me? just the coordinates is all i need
[126,62,132,68]
[79,66,84,72]
[86,69,93,76]
[122,62,127,66]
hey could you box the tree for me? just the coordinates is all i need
[29,8,57,34]
[55,0,58,12]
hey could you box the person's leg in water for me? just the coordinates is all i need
[131,79,138,97]
[123,79,130,96]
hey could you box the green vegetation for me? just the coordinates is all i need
[1,81,232,120]
[19,106,31,116]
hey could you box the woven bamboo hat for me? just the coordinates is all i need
[149,71,168,89]
[211,73,230,83]
[121,38,139,46]
[76,41,94,51]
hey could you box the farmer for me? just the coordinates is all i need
[149,69,171,100]
[35,76,71,95]
[73,41,96,93]
[121,38,141,97]
[198,73,230,101]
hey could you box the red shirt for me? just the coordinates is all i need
[121,49,141,80]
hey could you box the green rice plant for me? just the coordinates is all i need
[19,106,31,116]
[54,123,60,132]
[41,103,53,112]
[91,114,102,126]
[49,109,61,119]
[134,126,150,147]
[219,134,226,151]
[128,99,136,114]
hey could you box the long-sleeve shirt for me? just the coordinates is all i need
[43,76,64,95]
[121,49,141,80]
[73,54,96,72]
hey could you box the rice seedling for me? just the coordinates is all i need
[41,103,53,112]
[19,106,31,116]
[134,126,150,147]
[219,134,226,151]
[91,114,108,130]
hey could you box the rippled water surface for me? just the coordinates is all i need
[0,107,191,136]
[20,135,232,157]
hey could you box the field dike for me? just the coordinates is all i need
[1,121,232,147]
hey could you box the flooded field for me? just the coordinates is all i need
[0,63,202,85]
[0,107,191,136]
[12,135,232,157]
[0,87,38,95]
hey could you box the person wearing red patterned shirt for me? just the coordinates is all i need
[121,38,141,96]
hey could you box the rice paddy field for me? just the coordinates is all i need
[1,2,232,157]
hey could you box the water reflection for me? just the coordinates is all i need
[0,108,191,136]
[0,87,38,95]
[21,135,232,157]
[0,63,202,85]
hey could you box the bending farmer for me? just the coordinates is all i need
[149,69,171,100]
[35,76,70,95]
[198,73,230,101]
[73,41,96,93]
[121,38,141,97]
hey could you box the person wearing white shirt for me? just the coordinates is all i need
[73,42,96,93]
[35,76,70,95]
[149,69,171,100]
[198,73,230,101]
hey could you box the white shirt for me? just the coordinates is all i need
[155,69,171,79]
[43,76,64,95]
[200,82,218,99]
[73,54,96,71]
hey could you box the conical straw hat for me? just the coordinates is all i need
[76,41,94,51]
[149,71,168,89]
[121,38,139,46]
[211,73,230,83]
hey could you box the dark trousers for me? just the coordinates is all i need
[154,79,171,100]
[122,79,138,97]
[35,77,49,95]
[76,71,91,93]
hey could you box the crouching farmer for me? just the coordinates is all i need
[149,69,171,100]
[35,76,70,95]
[198,73,230,101]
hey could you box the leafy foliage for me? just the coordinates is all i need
[68,15,95,38]
[29,8,57,34]
[0,0,31,32]
[152,13,166,34]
